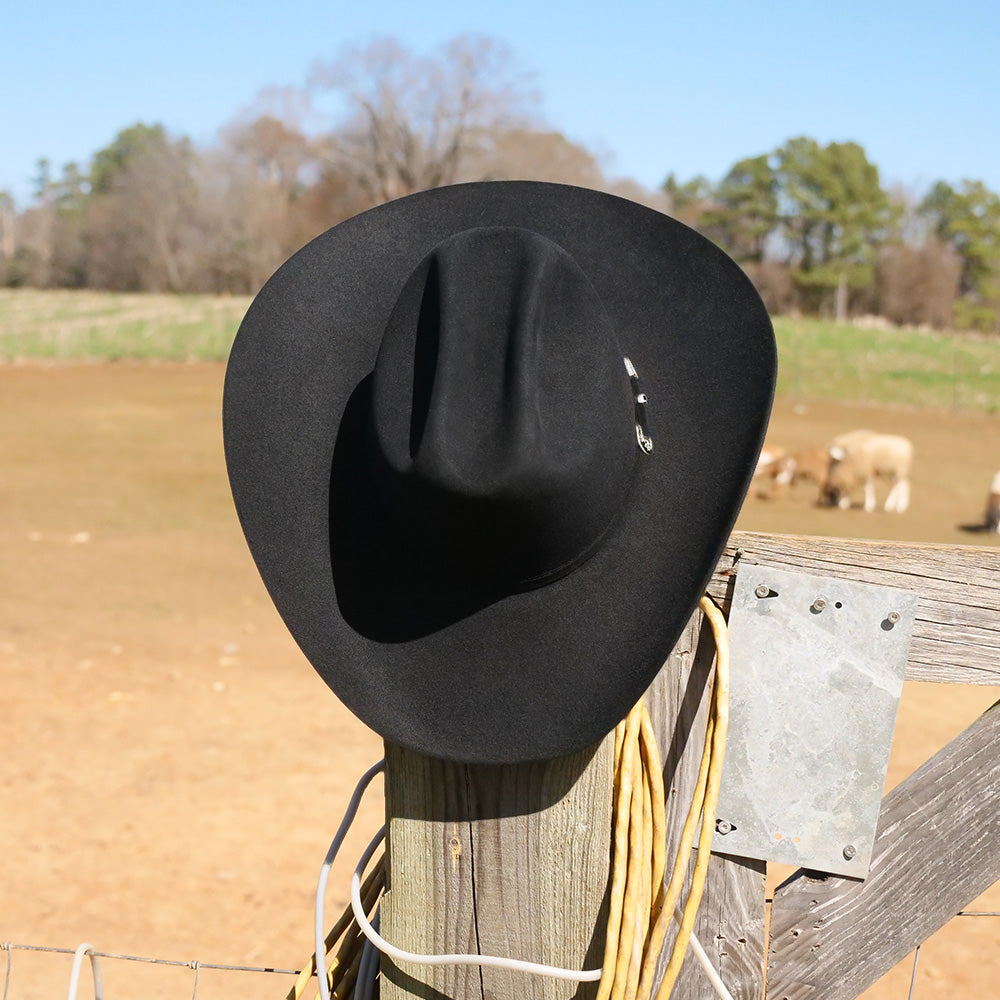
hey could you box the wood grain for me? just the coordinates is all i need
[379,738,613,1000]
[766,699,1000,1000]
[709,532,1000,684]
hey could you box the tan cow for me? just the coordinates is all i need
[823,430,914,512]
[752,444,787,479]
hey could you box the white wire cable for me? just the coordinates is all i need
[314,759,386,1000]
[349,826,603,982]
[66,943,103,1000]
[677,908,736,1000]
[317,759,735,999]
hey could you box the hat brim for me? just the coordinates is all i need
[223,181,775,763]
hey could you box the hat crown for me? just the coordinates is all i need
[370,226,637,591]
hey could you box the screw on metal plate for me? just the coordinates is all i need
[716,819,733,835]
[882,610,902,631]
[754,584,770,599]
[810,598,827,614]
[843,844,857,861]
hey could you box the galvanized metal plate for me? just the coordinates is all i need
[711,564,916,878]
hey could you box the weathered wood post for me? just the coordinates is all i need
[379,736,614,1000]
[379,600,767,1000]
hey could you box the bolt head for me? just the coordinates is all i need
[716,819,733,835]
[887,611,901,624]
[843,844,857,860]
[754,584,769,599]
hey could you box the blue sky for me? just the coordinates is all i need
[3,0,998,207]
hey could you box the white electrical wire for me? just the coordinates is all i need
[677,909,737,1000]
[314,759,386,1000]
[66,943,103,1000]
[349,825,604,982]
[317,759,736,999]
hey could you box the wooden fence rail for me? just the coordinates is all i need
[710,532,1000,684]
[379,532,1000,1000]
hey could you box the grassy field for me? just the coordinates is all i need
[2,288,1000,413]
[773,316,1000,413]
[0,288,251,362]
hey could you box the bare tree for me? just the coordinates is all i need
[220,113,312,195]
[463,128,606,187]
[875,238,961,328]
[307,34,538,204]
[84,136,202,291]
[0,191,14,261]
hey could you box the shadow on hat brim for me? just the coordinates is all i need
[330,374,506,641]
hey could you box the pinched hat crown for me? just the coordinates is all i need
[370,227,638,593]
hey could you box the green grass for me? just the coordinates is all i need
[773,316,1000,413]
[2,289,999,413]
[0,288,250,362]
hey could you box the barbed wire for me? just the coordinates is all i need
[0,941,299,975]
[3,914,998,999]
[0,941,301,1000]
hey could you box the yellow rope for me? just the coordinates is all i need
[651,596,730,999]
[607,594,731,1000]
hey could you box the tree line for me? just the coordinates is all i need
[2,34,998,333]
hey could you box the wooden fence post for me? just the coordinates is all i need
[379,737,614,1000]
[645,606,767,1000]
[379,602,767,1000]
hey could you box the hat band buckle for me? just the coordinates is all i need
[624,357,653,455]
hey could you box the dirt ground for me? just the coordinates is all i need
[1,364,998,1000]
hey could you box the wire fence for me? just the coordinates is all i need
[0,942,300,1000]
[5,912,1000,1000]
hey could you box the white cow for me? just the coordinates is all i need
[824,430,914,513]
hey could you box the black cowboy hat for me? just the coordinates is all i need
[223,181,775,764]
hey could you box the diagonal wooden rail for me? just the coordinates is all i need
[766,698,1000,1000]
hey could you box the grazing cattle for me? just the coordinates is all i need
[987,470,1000,533]
[823,430,914,513]
[757,447,832,499]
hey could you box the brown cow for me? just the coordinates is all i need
[757,448,831,500]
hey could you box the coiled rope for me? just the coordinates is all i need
[296,594,730,1000]
[600,594,731,1000]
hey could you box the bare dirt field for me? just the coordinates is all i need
[1,364,998,999]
